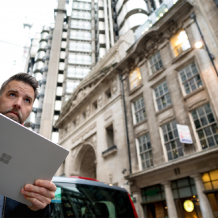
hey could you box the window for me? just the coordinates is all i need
[170,30,191,57]
[67,67,90,79]
[72,120,76,129]
[132,97,146,124]
[161,120,184,161]
[179,62,203,95]
[191,103,218,149]
[141,184,165,203]
[66,80,81,93]
[171,177,197,199]
[82,111,86,121]
[105,88,111,99]
[202,169,218,190]
[93,100,97,110]
[138,133,153,170]
[149,51,163,74]
[129,68,142,90]
[106,124,114,148]
[154,81,171,111]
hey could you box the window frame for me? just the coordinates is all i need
[190,103,218,150]
[131,96,147,125]
[153,80,172,112]
[129,67,142,91]
[148,50,164,76]
[136,133,154,171]
[178,62,203,96]
[170,29,191,58]
[160,120,184,162]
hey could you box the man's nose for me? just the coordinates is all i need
[13,98,22,109]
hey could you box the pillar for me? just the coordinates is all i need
[162,181,178,218]
[191,174,214,218]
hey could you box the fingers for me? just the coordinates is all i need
[23,195,49,211]
[22,184,55,199]
[34,180,57,192]
[20,180,57,211]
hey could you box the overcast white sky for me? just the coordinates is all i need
[0,0,58,86]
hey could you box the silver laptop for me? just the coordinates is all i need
[0,114,69,206]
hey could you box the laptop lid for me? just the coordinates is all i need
[0,114,69,206]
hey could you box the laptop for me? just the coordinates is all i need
[0,114,69,206]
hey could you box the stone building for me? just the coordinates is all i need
[55,0,218,217]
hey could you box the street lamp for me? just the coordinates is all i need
[190,13,218,76]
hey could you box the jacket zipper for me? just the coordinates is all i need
[2,197,6,218]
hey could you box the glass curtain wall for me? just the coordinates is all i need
[64,0,92,103]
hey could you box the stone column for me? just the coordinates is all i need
[191,174,214,218]
[162,181,178,218]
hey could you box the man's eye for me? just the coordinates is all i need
[10,93,15,97]
[25,99,30,103]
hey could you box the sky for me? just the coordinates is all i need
[0,0,58,86]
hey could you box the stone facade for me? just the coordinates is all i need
[55,30,135,191]
[55,0,218,217]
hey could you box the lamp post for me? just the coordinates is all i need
[190,12,218,77]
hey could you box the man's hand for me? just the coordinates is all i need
[21,180,57,211]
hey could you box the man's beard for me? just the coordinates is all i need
[0,107,23,124]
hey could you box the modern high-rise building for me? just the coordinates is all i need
[28,0,173,143]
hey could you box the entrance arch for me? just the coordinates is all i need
[74,144,96,179]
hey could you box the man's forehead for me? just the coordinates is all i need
[6,81,34,97]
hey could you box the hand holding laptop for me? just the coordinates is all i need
[21,179,57,211]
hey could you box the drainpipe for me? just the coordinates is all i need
[119,75,132,174]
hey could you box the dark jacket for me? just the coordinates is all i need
[3,197,52,218]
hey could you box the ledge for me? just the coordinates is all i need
[204,189,218,194]
[172,48,193,64]
[133,119,147,128]
[155,104,173,116]
[125,146,218,180]
[102,145,117,158]
[148,68,165,81]
[183,86,204,101]
[129,84,143,96]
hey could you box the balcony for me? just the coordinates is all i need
[41,26,50,33]
[37,93,44,100]
[40,32,49,42]
[135,0,180,41]
[38,41,47,52]
[38,79,47,86]
[102,145,117,158]
[35,51,46,62]
[33,61,44,73]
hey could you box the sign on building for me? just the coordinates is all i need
[176,124,193,144]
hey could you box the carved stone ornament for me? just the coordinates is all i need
[76,115,80,126]
[127,58,136,71]
[112,79,118,95]
[86,105,91,118]
[143,33,165,58]
[98,95,103,108]
[167,21,178,36]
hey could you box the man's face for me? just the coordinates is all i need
[0,80,35,124]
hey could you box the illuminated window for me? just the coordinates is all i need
[179,62,203,95]
[132,96,146,124]
[161,120,184,161]
[170,30,191,57]
[149,51,163,74]
[129,68,142,90]
[202,170,218,190]
[154,81,171,111]
[191,103,218,149]
[137,133,153,170]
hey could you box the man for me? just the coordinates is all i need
[0,73,56,217]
